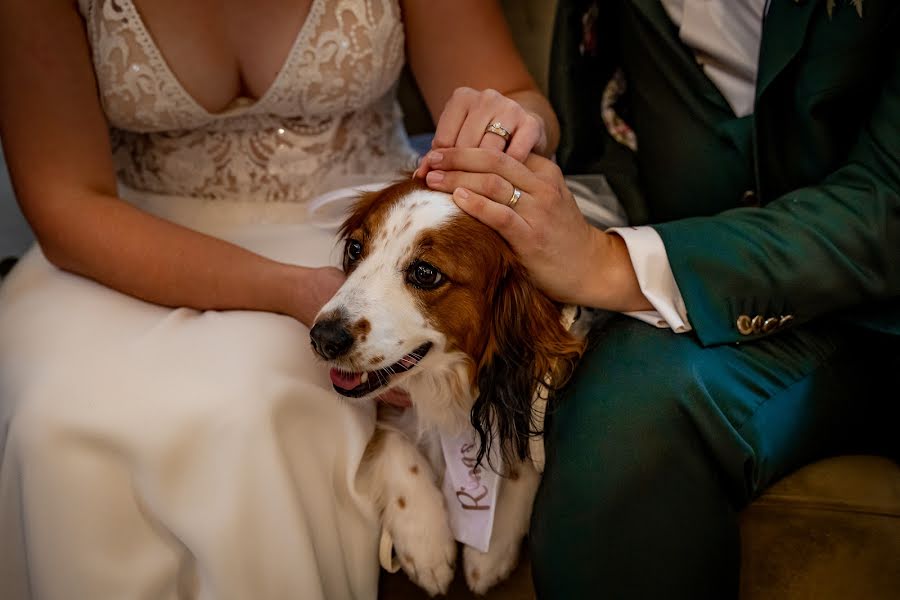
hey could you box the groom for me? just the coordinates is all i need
[526,0,900,598]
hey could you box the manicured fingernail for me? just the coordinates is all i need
[455,187,469,199]
[426,170,444,184]
[428,151,443,164]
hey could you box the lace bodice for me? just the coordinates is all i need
[78,0,417,203]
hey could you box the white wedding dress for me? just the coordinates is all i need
[0,1,419,598]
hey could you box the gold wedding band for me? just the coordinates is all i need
[507,187,522,209]
[485,121,512,143]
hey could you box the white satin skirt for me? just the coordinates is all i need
[0,185,387,600]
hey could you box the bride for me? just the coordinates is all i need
[0,0,558,597]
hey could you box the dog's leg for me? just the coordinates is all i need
[361,427,457,597]
[463,457,540,595]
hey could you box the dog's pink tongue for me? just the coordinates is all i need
[330,368,363,390]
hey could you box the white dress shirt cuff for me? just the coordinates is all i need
[608,226,693,333]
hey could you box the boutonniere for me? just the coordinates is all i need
[826,0,863,18]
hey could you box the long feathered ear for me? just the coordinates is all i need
[471,261,586,470]
[338,190,383,240]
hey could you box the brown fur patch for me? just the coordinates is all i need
[369,355,384,365]
[404,214,513,377]
[338,178,426,247]
[352,318,371,335]
[478,258,586,389]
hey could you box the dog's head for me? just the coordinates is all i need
[311,179,584,465]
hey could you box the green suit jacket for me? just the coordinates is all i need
[551,0,900,346]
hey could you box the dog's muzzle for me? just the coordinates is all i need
[310,318,354,360]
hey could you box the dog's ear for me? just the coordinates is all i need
[471,260,585,469]
[338,189,383,241]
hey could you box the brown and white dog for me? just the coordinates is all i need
[310,179,587,596]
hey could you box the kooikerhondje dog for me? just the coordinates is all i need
[310,179,586,595]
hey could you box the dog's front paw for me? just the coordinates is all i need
[387,502,457,596]
[462,538,523,595]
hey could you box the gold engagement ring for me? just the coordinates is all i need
[485,121,512,143]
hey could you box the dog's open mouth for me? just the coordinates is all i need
[329,342,433,398]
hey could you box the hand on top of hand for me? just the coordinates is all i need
[415,87,548,178]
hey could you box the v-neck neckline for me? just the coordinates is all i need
[123,0,325,118]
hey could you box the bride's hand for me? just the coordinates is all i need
[298,266,346,327]
[417,87,547,177]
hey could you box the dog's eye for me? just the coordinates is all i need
[344,239,363,270]
[407,261,444,289]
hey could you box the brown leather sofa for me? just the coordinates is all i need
[382,1,900,598]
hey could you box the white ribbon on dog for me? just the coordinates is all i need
[436,304,584,554]
[377,429,501,572]
[439,429,502,553]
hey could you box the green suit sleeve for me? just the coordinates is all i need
[653,49,900,347]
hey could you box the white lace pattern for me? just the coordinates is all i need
[79,0,417,203]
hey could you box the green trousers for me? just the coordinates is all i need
[529,314,896,599]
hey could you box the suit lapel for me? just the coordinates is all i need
[629,0,819,105]
[628,0,677,34]
[756,0,819,100]
[627,0,733,114]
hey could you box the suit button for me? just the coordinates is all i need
[763,317,779,333]
[741,190,760,207]
[779,315,795,327]
[751,315,764,333]
[737,315,754,335]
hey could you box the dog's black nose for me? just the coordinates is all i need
[310,319,354,360]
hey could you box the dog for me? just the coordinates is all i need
[310,178,587,596]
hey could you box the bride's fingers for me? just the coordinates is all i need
[504,112,544,162]
[479,121,510,154]
[454,89,510,149]
[455,111,494,150]
[431,90,473,150]
[479,111,517,154]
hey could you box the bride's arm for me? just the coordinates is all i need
[0,0,336,327]
[401,0,559,159]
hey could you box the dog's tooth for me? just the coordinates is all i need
[360,372,369,383]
